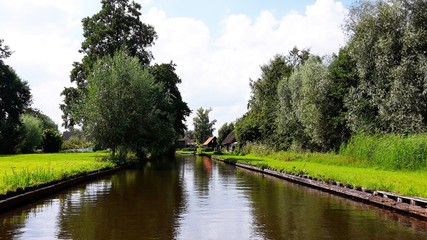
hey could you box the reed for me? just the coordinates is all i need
[340,134,427,170]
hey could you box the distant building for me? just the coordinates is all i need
[62,131,80,141]
[178,135,195,148]
[203,136,217,148]
[221,131,236,152]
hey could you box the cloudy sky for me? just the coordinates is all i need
[0,0,353,134]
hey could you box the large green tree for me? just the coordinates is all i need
[236,47,313,149]
[345,0,427,134]
[278,57,332,150]
[84,50,161,158]
[0,40,32,153]
[193,108,216,145]
[61,0,157,129]
[149,63,191,136]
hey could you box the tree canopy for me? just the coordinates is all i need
[235,0,427,153]
[84,50,160,158]
[60,0,157,129]
[0,40,32,153]
[193,108,216,145]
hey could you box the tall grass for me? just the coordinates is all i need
[340,134,427,170]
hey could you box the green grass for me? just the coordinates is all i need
[340,134,427,170]
[0,152,114,194]
[214,151,427,198]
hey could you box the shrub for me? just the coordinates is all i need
[42,129,63,153]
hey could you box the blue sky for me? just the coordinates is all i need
[0,0,353,134]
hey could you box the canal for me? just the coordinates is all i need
[1,155,426,239]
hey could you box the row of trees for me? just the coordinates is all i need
[234,0,427,152]
[60,0,190,159]
[0,40,62,154]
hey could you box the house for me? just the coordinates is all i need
[178,135,195,148]
[203,136,217,148]
[62,131,80,141]
[221,131,236,152]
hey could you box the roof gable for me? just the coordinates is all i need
[221,131,236,145]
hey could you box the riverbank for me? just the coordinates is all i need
[211,155,427,219]
[211,152,427,198]
[0,152,114,195]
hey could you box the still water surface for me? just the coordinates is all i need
[1,155,426,239]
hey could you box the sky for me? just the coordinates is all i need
[0,0,354,135]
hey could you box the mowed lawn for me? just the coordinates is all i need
[0,152,113,194]
[214,153,427,198]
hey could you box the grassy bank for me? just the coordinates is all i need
[0,152,114,195]
[213,150,427,198]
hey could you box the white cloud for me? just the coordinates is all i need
[143,0,347,134]
[0,0,100,131]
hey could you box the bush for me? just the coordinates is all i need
[42,129,63,153]
[62,136,92,150]
[18,114,43,153]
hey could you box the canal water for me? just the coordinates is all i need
[1,155,426,239]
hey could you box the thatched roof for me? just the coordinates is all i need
[221,131,236,145]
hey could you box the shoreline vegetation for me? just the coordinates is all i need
[0,152,114,195]
[205,135,427,199]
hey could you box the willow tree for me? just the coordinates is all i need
[345,0,427,134]
[84,50,162,158]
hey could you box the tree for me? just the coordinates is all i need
[0,39,12,63]
[277,57,331,150]
[83,50,165,158]
[193,108,216,145]
[42,129,63,153]
[26,108,58,131]
[345,0,427,134]
[236,47,314,149]
[149,63,191,137]
[218,122,234,145]
[0,40,32,153]
[61,0,157,129]
[326,47,359,148]
[18,114,43,153]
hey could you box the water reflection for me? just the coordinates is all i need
[0,155,426,240]
[236,169,427,240]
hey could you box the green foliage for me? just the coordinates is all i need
[18,114,43,153]
[340,134,427,170]
[217,122,234,145]
[84,49,159,158]
[237,48,315,150]
[345,0,427,134]
[277,57,333,150]
[62,136,92,150]
[42,129,63,153]
[60,0,157,128]
[26,108,58,131]
[149,63,191,137]
[193,107,216,144]
[0,52,32,153]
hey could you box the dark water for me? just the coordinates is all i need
[1,155,426,240]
